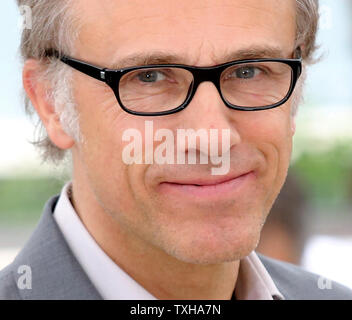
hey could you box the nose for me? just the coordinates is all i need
[178,81,241,158]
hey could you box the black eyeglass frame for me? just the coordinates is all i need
[45,49,302,116]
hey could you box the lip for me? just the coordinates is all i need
[163,171,251,186]
[158,171,256,199]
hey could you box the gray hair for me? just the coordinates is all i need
[17,0,81,164]
[17,0,319,164]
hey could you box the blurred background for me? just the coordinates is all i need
[1,0,351,290]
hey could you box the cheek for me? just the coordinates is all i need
[240,108,293,208]
[242,107,293,162]
[73,76,150,215]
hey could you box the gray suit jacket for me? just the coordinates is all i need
[1,195,351,300]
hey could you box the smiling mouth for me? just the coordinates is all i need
[158,171,255,199]
[169,172,249,186]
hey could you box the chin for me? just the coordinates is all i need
[158,225,261,265]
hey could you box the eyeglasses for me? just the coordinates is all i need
[45,48,302,116]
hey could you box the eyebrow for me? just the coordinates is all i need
[109,46,289,69]
[224,46,289,61]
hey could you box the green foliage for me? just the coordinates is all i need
[292,141,352,208]
[0,177,64,225]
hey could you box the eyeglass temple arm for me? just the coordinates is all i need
[44,49,107,82]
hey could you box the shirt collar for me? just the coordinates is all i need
[54,181,284,300]
[234,251,284,300]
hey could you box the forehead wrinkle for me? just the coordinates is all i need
[76,0,296,69]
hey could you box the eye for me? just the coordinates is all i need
[137,70,166,83]
[232,66,261,79]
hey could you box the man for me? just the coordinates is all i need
[1,0,351,300]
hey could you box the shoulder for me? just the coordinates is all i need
[0,194,101,300]
[257,253,352,300]
[0,195,59,300]
[0,264,22,300]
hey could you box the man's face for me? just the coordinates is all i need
[71,0,297,264]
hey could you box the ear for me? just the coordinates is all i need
[23,59,75,150]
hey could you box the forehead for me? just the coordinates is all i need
[75,0,296,66]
